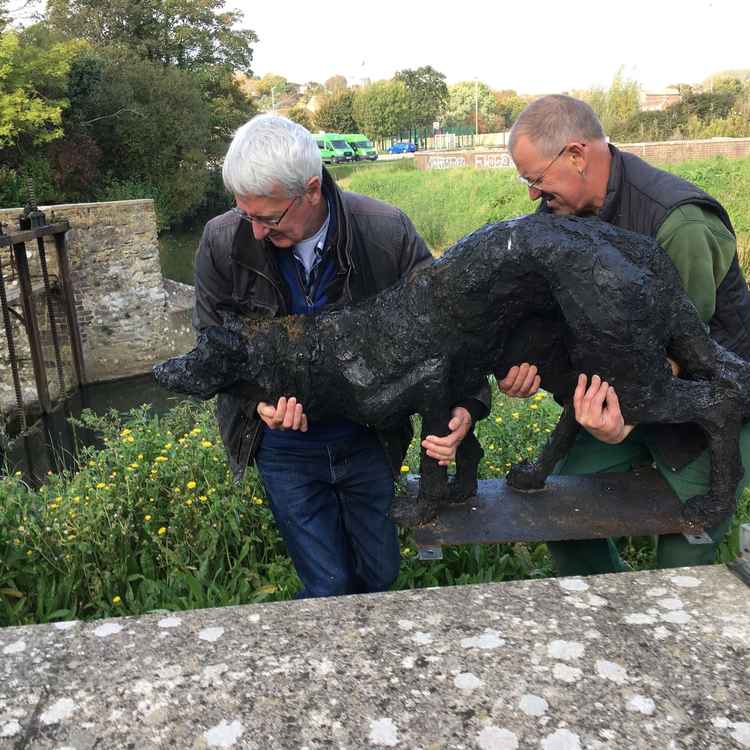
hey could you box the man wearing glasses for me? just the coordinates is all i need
[500,94,750,575]
[193,114,489,598]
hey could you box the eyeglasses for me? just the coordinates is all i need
[232,196,299,227]
[517,144,568,190]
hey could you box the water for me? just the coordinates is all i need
[2,374,192,485]
[158,227,202,284]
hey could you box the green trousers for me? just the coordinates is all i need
[547,423,750,576]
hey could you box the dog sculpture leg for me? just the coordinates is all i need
[449,430,484,503]
[506,402,579,491]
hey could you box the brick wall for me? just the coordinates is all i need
[0,200,195,417]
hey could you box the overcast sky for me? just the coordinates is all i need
[227,0,748,93]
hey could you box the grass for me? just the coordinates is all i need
[341,155,750,272]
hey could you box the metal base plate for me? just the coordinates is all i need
[411,466,699,548]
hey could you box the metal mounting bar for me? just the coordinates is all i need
[0,221,70,247]
[405,466,701,551]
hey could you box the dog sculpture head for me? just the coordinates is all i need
[153,309,270,401]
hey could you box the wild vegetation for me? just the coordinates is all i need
[340,156,750,268]
[5,386,745,627]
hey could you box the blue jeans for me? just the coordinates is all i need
[255,430,400,598]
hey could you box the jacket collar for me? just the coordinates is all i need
[597,144,623,224]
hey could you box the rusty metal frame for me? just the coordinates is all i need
[0,219,85,427]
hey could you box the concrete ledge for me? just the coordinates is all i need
[1,566,748,748]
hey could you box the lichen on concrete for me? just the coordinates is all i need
[0,565,748,749]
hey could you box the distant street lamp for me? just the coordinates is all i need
[474,78,479,138]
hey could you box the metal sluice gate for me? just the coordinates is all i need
[0,201,86,435]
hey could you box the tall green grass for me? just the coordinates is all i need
[343,156,750,272]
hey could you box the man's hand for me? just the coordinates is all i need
[257,396,308,432]
[498,363,541,398]
[422,406,472,466]
[573,373,634,444]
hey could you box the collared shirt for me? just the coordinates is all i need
[293,209,330,283]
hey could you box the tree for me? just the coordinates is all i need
[494,89,527,129]
[0,25,85,148]
[304,80,324,96]
[352,80,410,141]
[584,68,640,139]
[313,90,357,133]
[255,73,287,97]
[287,104,313,131]
[46,0,257,73]
[443,81,498,132]
[59,49,214,227]
[394,65,448,131]
[324,74,347,94]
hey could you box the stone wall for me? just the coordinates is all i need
[0,200,194,417]
[415,137,750,171]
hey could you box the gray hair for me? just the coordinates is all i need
[509,95,605,158]
[222,114,322,198]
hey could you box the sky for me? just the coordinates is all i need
[227,0,749,94]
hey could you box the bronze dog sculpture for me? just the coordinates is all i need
[154,213,749,528]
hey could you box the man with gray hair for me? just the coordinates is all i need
[501,94,750,575]
[194,114,489,598]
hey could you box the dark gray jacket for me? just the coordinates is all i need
[193,169,490,480]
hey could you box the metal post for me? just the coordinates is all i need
[37,237,67,398]
[12,240,52,413]
[0,252,27,431]
[53,230,87,386]
[474,79,479,139]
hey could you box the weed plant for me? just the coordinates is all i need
[3,388,747,626]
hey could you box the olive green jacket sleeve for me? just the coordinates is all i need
[656,204,737,322]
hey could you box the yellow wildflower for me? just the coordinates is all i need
[125,436,135,444]
[400,465,410,473]
[511,412,520,419]
[190,427,202,436]
[96,482,106,489]
[494,416,503,424]
[199,495,208,502]
[154,456,168,463]
[253,497,263,506]
[186,480,197,490]
[129,463,139,469]
[201,440,213,448]
[186,499,193,507]
[112,595,122,605]
[158,527,167,536]
[164,442,173,449]
[144,514,152,522]
[529,404,539,410]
